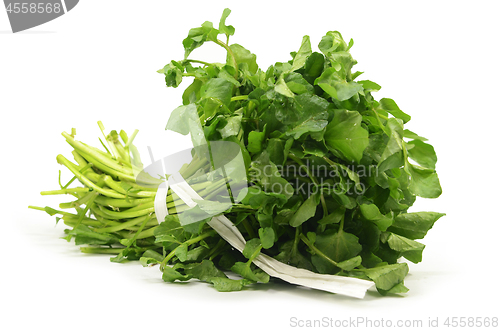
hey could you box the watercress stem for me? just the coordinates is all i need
[214,39,238,78]
[299,233,338,267]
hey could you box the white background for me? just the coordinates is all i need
[1,1,499,330]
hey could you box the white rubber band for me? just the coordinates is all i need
[168,172,202,208]
[159,171,375,299]
[153,180,169,222]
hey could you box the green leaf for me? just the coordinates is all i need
[336,256,362,271]
[139,250,163,266]
[182,79,203,105]
[184,246,209,262]
[379,282,409,295]
[407,139,437,169]
[379,98,411,123]
[378,118,405,172]
[361,263,409,291]
[200,78,234,104]
[188,260,227,281]
[231,262,270,283]
[182,21,219,58]
[324,109,369,163]
[275,74,295,98]
[318,31,348,55]
[318,206,345,225]
[359,204,393,231]
[143,249,163,261]
[331,192,357,209]
[405,163,442,198]
[140,256,161,267]
[170,259,254,292]
[175,244,189,262]
[218,8,235,37]
[307,232,316,244]
[209,277,250,292]
[403,129,428,141]
[240,189,288,217]
[302,140,328,157]
[388,212,445,239]
[303,52,325,84]
[291,35,312,71]
[285,94,329,139]
[289,194,318,227]
[266,138,285,166]
[247,130,265,154]
[242,238,262,259]
[229,44,258,74]
[165,103,199,135]
[351,71,363,80]
[285,72,314,95]
[311,229,362,274]
[275,240,314,271]
[43,206,59,216]
[250,152,294,199]
[162,266,192,282]
[335,162,363,190]
[219,65,240,86]
[315,67,362,101]
[218,115,242,138]
[386,233,425,264]
[154,217,184,243]
[314,229,362,263]
[67,225,120,245]
[358,80,381,92]
[162,61,184,88]
[258,227,275,249]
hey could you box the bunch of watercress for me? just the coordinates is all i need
[32,8,444,296]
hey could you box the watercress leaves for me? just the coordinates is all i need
[285,94,329,139]
[379,98,411,123]
[311,229,362,274]
[324,109,369,163]
[315,67,363,101]
[200,78,234,105]
[406,163,442,198]
[229,44,258,74]
[291,36,312,72]
[406,139,437,170]
[388,212,445,239]
[360,204,393,231]
[318,31,349,55]
[289,194,318,227]
[378,118,405,172]
[218,8,235,38]
[360,263,409,292]
[386,233,425,264]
